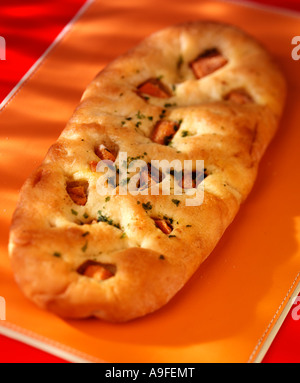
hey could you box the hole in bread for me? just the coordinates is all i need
[67,180,89,206]
[153,218,173,235]
[137,78,172,99]
[190,48,228,79]
[77,260,116,281]
[151,120,180,145]
[82,218,98,225]
[224,89,253,105]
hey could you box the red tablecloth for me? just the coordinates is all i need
[0,0,299,363]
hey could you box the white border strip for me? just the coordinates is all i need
[219,0,300,18]
[0,0,94,112]
[251,277,300,363]
[0,325,92,363]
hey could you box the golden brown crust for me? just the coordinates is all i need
[9,21,286,322]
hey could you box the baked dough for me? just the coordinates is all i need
[9,21,286,322]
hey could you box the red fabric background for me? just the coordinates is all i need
[0,0,299,363]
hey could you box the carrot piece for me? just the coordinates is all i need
[190,49,228,79]
[151,120,179,145]
[181,173,196,189]
[138,78,171,98]
[154,219,173,235]
[83,264,113,281]
[77,260,115,281]
[139,164,161,190]
[139,166,152,190]
[95,145,116,162]
[225,89,253,105]
[89,161,98,172]
[67,184,87,206]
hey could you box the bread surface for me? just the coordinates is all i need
[9,21,286,322]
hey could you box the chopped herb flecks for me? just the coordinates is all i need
[53,252,61,258]
[177,54,184,70]
[71,209,78,216]
[142,202,152,211]
[97,210,121,229]
[159,109,167,119]
[164,102,177,108]
[163,215,174,225]
[81,241,88,252]
[136,110,146,119]
[172,199,181,207]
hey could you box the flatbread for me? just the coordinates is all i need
[9,21,286,322]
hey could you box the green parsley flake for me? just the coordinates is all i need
[177,54,184,70]
[97,210,121,229]
[164,102,177,108]
[81,241,88,252]
[172,199,181,207]
[136,110,146,119]
[142,202,152,211]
